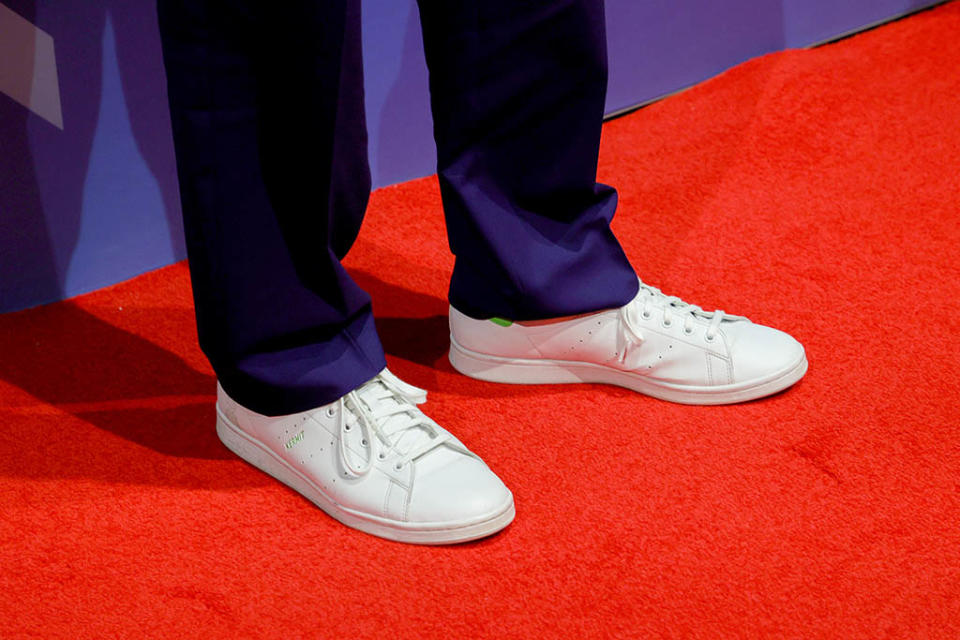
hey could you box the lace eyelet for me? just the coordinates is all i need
[325,407,335,418]
[641,311,652,320]
[662,320,673,329]
[344,424,352,431]
[361,439,368,446]
[378,453,386,460]
[394,462,403,471]
[683,327,694,335]
[705,334,716,343]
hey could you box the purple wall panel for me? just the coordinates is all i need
[361,0,435,189]
[0,0,942,311]
[605,0,785,113]
[782,0,936,46]
[1,0,184,312]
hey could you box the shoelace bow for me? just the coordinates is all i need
[615,279,741,369]
[336,369,451,478]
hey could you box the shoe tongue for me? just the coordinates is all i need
[641,286,709,318]
[637,281,741,323]
[354,379,433,454]
[356,378,401,412]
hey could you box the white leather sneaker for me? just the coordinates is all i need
[215,368,515,544]
[449,279,807,404]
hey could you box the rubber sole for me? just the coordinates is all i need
[449,335,808,405]
[215,407,515,545]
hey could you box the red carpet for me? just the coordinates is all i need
[3,3,960,637]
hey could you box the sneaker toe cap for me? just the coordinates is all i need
[407,455,513,525]
[727,321,806,383]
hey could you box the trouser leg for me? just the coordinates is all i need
[417,0,639,321]
[157,0,385,415]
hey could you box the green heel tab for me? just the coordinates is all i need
[489,317,513,327]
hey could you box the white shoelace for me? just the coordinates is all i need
[615,279,742,369]
[336,369,451,478]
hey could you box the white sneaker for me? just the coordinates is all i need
[215,368,515,544]
[449,279,807,404]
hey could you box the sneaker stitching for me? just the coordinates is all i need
[382,481,393,519]
[524,333,544,358]
[718,328,734,382]
[402,470,413,522]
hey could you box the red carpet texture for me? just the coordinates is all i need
[2,3,960,638]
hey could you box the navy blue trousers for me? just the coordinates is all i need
[158,0,638,415]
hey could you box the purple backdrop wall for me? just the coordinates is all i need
[0,0,941,312]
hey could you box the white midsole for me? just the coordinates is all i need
[215,406,515,544]
[449,335,808,405]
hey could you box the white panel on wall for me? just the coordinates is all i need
[0,3,62,129]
